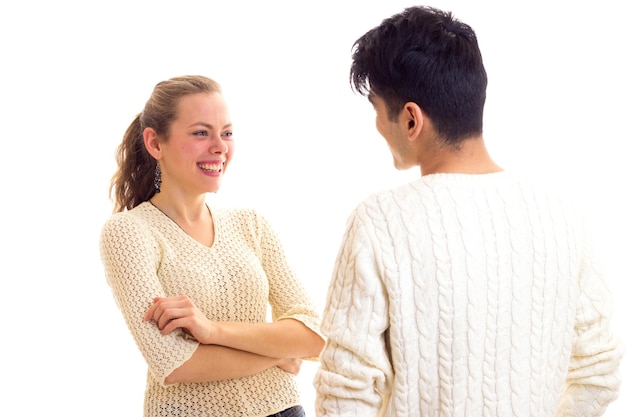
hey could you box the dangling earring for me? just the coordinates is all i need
[154,162,162,193]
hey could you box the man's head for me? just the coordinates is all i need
[350,6,488,145]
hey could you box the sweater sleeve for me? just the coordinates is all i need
[315,206,393,417]
[556,233,623,417]
[99,213,198,386]
[254,212,322,343]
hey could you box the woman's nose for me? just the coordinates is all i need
[211,137,228,154]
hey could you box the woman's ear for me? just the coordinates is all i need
[143,128,162,160]
[403,102,424,142]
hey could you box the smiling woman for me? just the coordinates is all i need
[99,75,324,417]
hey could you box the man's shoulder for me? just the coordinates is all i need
[351,182,417,219]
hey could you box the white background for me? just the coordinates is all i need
[1,0,624,415]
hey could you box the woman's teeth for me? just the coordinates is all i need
[198,162,223,172]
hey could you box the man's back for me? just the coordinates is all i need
[316,172,622,417]
[314,6,622,416]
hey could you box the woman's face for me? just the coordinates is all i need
[159,92,234,195]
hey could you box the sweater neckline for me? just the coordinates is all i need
[146,201,218,249]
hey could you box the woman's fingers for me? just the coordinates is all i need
[143,297,160,321]
[144,295,192,328]
[144,295,214,343]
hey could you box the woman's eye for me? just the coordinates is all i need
[222,131,233,138]
[193,131,209,137]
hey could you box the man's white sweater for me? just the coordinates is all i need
[314,171,622,417]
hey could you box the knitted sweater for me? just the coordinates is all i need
[100,202,321,417]
[314,172,622,417]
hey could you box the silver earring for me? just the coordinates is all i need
[154,163,162,193]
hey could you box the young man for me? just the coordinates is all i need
[314,6,622,417]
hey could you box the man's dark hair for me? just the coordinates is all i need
[350,6,488,144]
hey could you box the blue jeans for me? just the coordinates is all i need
[267,405,305,417]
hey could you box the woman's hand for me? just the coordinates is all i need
[144,295,216,344]
[276,357,303,375]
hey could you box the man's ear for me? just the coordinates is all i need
[403,102,424,142]
[143,128,162,160]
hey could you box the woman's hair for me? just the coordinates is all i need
[109,75,222,212]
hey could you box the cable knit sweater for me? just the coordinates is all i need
[100,202,321,417]
[314,172,622,417]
